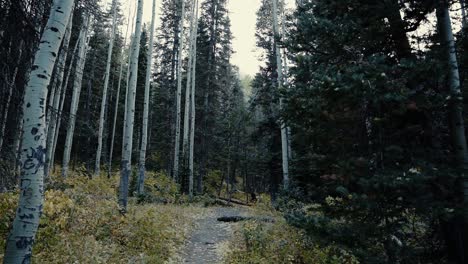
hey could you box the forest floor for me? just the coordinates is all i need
[169,206,251,263]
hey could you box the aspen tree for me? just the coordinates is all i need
[62,14,91,177]
[189,0,199,198]
[0,41,22,153]
[437,0,468,202]
[137,0,157,195]
[95,0,118,176]
[271,0,290,188]
[183,0,198,158]
[119,0,144,212]
[108,3,135,178]
[173,0,187,182]
[49,32,80,175]
[45,10,74,176]
[3,0,74,261]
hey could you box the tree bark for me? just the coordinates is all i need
[3,0,74,261]
[119,0,144,212]
[62,14,91,178]
[271,0,290,189]
[95,0,118,176]
[0,41,23,154]
[109,4,135,178]
[189,0,199,198]
[173,0,187,182]
[437,0,468,199]
[45,10,74,176]
[137,0,157,195]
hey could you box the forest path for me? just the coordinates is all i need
[175,206,250,264]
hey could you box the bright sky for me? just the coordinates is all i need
[102,0,296,76]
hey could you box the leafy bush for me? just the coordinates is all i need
[137,171,181,204]
[0,172,197,263]
[226,220,359,264]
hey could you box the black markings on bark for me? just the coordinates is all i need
[50,27,59,32]
[15,237,34,250]
[31,128,38,135]
[23,146,46,173]
[37,74,47,79]
[31,65,39,71]
[19,213,34,220]
[26,103,31,108]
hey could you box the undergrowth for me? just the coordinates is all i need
[225,219,359,264]
[0,170,198,263]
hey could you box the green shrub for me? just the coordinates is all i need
[226,220,359,264]
[0,172,197,263]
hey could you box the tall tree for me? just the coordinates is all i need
[271,0,290,189]
[44,6,74,177]
[173,0,187,182]
[184,0,199,197]
[3,0,74,261]
[62,14,91,177]
[137,0,157,195]
[95,0,119,176]
[119,0,144,212]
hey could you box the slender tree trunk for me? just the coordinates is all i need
[119,0,144,212]
[182,0,198,195]
[272,0,290,189]
[189,0,199,197]
[50,37,79,174]
[462,0,467,29]
[3,0,74,261]
[137,0,157,195]
[45,10,74,176]
[121,2,138,158]
[62,14,91,177]
[183,0,197,157]
[437,0,468,198]
[173,0,187,182]
[279,0,293,161]
[108,4,134,178]
[95,0,118,176]
[0,41,23,154]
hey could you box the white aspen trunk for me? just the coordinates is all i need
[45,72,58,137]
[137,0,157,195]
[109,7,134,178]
[173,0,187,182]
[62,15,91,178]
[45,10,74,176]
[279,0,293,161]
[437,1,468,203]
[462,0,467,29]
[272,0,290,189]
[3,0,74,261]
[95,0,118,176]
[182,0,198,158]
[49,35,80,175]
[189,0,199,198]
[122,34,134,156]
[119,0,144,212]
[0,41,23,153]
[121,4,137,157]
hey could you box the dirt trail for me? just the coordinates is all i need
[178,207,249,264]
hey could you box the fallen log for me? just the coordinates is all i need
[217,216,275,223]
[217,197,250,206]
